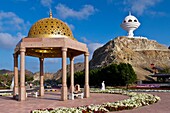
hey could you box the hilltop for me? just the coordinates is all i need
[90,36,170,80]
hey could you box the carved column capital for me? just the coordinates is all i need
[20,47,26,52]
[62,47,67,52]
[84,52,89,56]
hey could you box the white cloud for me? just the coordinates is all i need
[65,22,75,30]
[0,32,24,49]
[81,37,90,43]
[68,24,75,31]
[80,37,104,60]
[74,54,84,62]
[74,37,104,62]
[0,11,30,32]
[55,3,98,19]
[123,0,162,15]
[75,42,103,61]
[146,10,165,16]
[88,43,103,57]
[40,0,53,8]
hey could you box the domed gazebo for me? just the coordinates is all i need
[13,11,90,101]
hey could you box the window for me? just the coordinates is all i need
[128,19,132,22]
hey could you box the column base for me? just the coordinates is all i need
[84,85,90,98]
[69,85,74,93]
[61,86,68,101]
[19,86,26,101]
[39,86,44,96]
[13,86,19,98]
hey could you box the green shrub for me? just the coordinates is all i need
[69,63,137,87]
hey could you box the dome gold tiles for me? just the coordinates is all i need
[28,17,76,40]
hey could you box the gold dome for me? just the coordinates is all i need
[28,12,76,40]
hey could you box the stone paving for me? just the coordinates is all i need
[0,91,169,113]
[0,92,128,113]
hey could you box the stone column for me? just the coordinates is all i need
[69,57,74,93]
[19,47,26,101]
[84,52,90,98]
[13,53,19,98]
[61,47,67,101]
[39,58,44,96]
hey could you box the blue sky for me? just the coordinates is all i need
[0,0,170,73]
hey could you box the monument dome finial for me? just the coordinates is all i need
[49,9,52,18]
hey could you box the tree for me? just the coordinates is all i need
[1,73,11,88]
[118,63,137,87]
[159,67,170,73]
[72,63,137,87]
[74,71,85,87]
[25,74,34,82]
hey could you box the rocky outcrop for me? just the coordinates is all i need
[0,69,53,81]
[0,69,34,76]
[90,36,170,80]
[53,62,84,80]
[33,72,54,81]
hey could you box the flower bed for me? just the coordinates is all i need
[31,88,160,113]
[128,89,170,92]
[0,93,11,96]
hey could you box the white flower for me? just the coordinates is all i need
[31,88,161,113]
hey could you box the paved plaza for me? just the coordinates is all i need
[0,91,169,113]
[117,92,170,113]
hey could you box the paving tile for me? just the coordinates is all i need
[0,91,169,113]
[0,92,127,113]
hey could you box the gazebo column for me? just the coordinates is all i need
[19,47,26,101]
[13,53,19,98]
[69,57,74,93]
[61,47,68,101]
[39,58,44,96]
[84,52,90,98]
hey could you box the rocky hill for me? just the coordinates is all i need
[90,36,170,80]
[53,62,84,80]
[0,69,34,76]
[33,72,54,81]
[0,69,53,81]
[0,69,13,75]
